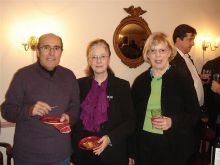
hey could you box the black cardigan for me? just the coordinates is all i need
[130,66,200,161]
[72,73,135,165]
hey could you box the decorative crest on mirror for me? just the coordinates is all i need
[113,6,151,68]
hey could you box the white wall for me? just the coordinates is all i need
[0,0,220,163]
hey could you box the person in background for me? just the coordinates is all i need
[72,39,135,165]
[129,32,200,165]
[171,24,204,164]
[129,39,138,50]
[201,56,220,129]
[211,80,220,95]
[120,36,141,59]
[1,33,80,165]
[171,24,204,107]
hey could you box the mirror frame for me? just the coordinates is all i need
[113,6,151,68]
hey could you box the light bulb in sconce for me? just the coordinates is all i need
[202,37,220,51]
[22,36,38,51]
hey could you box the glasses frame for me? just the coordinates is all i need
[39,45,62,53]
[148,48,169,55]
[90,55,109,62]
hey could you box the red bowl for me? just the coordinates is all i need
[78,136,101,150]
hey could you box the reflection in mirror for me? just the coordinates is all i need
[113,6,151,68]
[118,24,148,59]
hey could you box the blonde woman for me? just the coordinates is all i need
[129,32,200,165]
[72,39,135,165]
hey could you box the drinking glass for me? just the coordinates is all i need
[201,69,211,83]
[213,74,220,82]
[151,109,161,129]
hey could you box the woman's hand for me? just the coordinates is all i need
[128,158,135,165]
[151,116,172,130]
[93,135,111,156]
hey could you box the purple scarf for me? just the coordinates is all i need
[80,79,109,132]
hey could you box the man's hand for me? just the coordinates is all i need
[29,101,51,116]
[60,113,69,124]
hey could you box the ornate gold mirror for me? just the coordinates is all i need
[113,6,151,68]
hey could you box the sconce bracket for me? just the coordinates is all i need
[22,36,38,51]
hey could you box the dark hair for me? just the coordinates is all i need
[37,33,63,51]
[85,39,113,76]
[122,36,128,44]
[172,24,197,43]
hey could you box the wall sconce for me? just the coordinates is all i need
[202,37,220,51]
[201,36,220,64]
[22,36,38,51]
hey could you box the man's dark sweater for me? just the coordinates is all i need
[1,63,80,163]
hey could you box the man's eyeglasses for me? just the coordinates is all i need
[90,55,109,62]
[148,48,168,55]
[39,45,62,53]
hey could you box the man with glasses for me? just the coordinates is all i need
[1,33,80,165]
[171,24,203,165]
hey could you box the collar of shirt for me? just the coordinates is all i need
[176,48,186,57]
[176,49,191,60]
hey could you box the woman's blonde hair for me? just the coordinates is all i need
[85,39,112,76]
[142,32,176,64]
